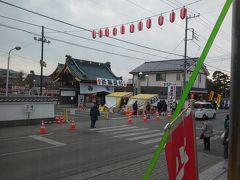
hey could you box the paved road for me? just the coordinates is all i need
[0,109,229,180]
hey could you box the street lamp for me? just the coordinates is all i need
[6,46,21,96]
[145,74,149,87]
[137,72,143,94]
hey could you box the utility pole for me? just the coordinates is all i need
[228,0,240,179]
[34,26,50,95]
[183,14,200,94]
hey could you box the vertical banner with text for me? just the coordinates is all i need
[165,112,197,180]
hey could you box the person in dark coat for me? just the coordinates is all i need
[132,101,138,115]
[223,114,230,159]
[162,100,167,112]
[157,100,162,113]
[146,102,151,114]
[90,103,100,128]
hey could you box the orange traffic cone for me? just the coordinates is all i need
[155,112,160,121]
[143,114,148,122]
[69,120,76,130]
[39,120,47,134]
[60,115,64,124]
[128,113,133,124]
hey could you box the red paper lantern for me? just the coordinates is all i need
[92,30,96,39]
[169,11,176,23]
[180,6,187,19]
[130,24,135,33]
[99,29,103,38]
[146,18,152,29]
[105,28,109,37]
[113,27,117,36]
[120,24,125,34]
[138,21,143,31]
[158,15,164,26]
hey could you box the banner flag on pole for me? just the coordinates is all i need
[165,112,197,180]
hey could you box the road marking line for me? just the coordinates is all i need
[113,130,160,138]
[96,126,138,133]
[29,135,66,146]
[104,128,149,135]
[0,132,54,141]
[0,146,58,158]
[126,133,164,141]
[110,117,128,120]
[139,138,162,145]
[88,125,128,131]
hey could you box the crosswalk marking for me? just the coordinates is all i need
[97,126,138,133]
[104,128,149,135]
[125,132,164,141]
[139,138,162,145]
[88,125,128,131]
[30,135,66,146]
[113,130,160,138]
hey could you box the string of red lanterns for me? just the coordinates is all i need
[92,6,187,39]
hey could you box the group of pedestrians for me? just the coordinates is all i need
[200,114,229,160]
[157,100,167,114]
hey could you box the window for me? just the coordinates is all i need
[176,73,181,81]
[156,73,166,81]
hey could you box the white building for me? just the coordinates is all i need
[130,58,210,99]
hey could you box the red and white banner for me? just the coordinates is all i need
[165,112,197,180]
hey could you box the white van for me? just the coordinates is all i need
[194,101,216,119]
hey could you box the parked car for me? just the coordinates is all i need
[194,101,216,119]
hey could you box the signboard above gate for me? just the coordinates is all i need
[97,78,127,87]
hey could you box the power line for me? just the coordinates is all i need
[0,14,169,59]
[124,0,156,15]
[0,0,202,58]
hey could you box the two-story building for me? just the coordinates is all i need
[130,58,210,100]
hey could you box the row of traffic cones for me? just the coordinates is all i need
[55,114,65,124]
[38,119,76,135]
[128,112,164,124]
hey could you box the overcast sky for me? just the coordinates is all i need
[0,0,232,80]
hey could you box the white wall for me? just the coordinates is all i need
[0,102,56,121]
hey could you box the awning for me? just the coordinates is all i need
[80,83,114,94]
[131,94,158,100]
[106,92,132,97]
[190,90,208,94]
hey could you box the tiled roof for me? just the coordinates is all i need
[66,56,119,80]
[130,58,209,75]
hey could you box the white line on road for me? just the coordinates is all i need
[0,132,54,141]
[139,138,162,145]
[96,126,138,133]
[104,128,149,135]
[110,117,128,120]
[0,146,58,158]
[113,130,160,138]
[125,133,164,141]
[30,135,66,146]
[88,125,128,131]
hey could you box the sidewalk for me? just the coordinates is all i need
[199,160,228,180]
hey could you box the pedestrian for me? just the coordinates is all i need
[90,102,100,128]
[201,119,213,150]
[223,114,230,159]
[224,114,230,131]
[171,101,177,113]
[163,100,167,113]
[132,101,138,115]
[157,100,162,114]
[146,102,151,114]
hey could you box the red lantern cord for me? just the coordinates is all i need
[113,27,117,36]
[105,28,109,37]
[138,21,143,31]
[130,24,135,33]
[169,10,176,23]
[180,6,187,19]
[120,24,125,34]
[91,7,188,38]
[92,30,96,39]
[146,18,152,29]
